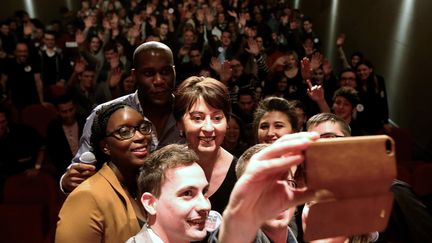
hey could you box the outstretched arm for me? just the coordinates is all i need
[219,132,319,243]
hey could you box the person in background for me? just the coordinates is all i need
[222,113,249,158]
[253,96,298,144]
[332,87,365,136]
[46,95,85,179]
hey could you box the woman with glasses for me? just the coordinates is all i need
[56,102,152,243]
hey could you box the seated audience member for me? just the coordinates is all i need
[289,100,308,132]
[253,96,298,144]
[338,68,357,89]
[66,62,97,118]
[332,87,365,136]
[0,105,44,178]
[46,95,85,179]
[127,144,211,243]
[56,102,152,242]
[306,113,432,242]
[355,60,390,134]
[222,114,249,158]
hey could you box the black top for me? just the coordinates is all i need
[209,157,238,214]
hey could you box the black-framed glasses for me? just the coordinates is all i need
[106,121,152,140]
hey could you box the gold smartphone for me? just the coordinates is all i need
[302,135,396,241]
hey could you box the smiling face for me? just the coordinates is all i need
[356,64,372,81]
[224,117,240,144]
[133,47,175,107]
[103,107,152,168]
[151,163,210,242]
[179,96,227,155]
[258,111,294,144]
[332,96,354,121]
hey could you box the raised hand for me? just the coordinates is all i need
[336,33,346,47]
[310,52,323,71]
[245,39,260,56]
[301,57,313,81]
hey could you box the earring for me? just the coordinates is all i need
[179,130,185,138]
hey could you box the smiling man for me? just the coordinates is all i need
[128,144,211,243]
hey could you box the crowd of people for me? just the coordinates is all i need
[1,0,431,243]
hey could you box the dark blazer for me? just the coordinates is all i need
[45,117,85,178]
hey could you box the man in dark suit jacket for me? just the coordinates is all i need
[46,95,85,179]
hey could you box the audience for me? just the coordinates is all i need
[0,2,429,243]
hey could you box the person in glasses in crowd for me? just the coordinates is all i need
[56,102,152,242]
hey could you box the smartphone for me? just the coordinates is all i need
[302,135,396,241]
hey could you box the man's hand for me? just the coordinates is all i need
[219,132,319,243]
[61,163,96,193]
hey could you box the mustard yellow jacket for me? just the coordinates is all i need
[56,163,140,243]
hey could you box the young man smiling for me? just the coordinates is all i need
[127,144,211,243]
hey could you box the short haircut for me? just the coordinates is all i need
[90,102,136,166]
[333,87,360,107]
[132,41,173,68]
[53,94,74,107]
[237,88,254,100]
[103,41,118,53]
[235,143,269,178]
[137,144,199,198]
[173,76,231,122]
[306,113,351,136]
[338,68,356,79]
[253,97,298,141]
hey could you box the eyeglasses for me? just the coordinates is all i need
[106,121,152,140]
[340,77,356,81]
[319,133,344,138]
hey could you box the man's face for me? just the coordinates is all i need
[339,71,357,88]
[133,48,175,107]
[221,32,231,47]
[79,70,95,89]
[152,163,210,242]
[57,101,77,125]
[0,113,8,138]
[230,59,243,78]
[0,24,9,35]
[238,94,254,114]
[159,24,168,36]
[43,33,56,49]
[303,20,312,32]
[332,96,354,121]
[307,121,345,138]
[104,49,117,62]
[183,30,195,45]
[189,50,201,66]
[15,43,29,64]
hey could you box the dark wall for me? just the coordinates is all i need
[0,0,79,24]
[301,0,432,158]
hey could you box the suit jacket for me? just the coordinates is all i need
[46,118,85,178]
[56,163,140,243]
